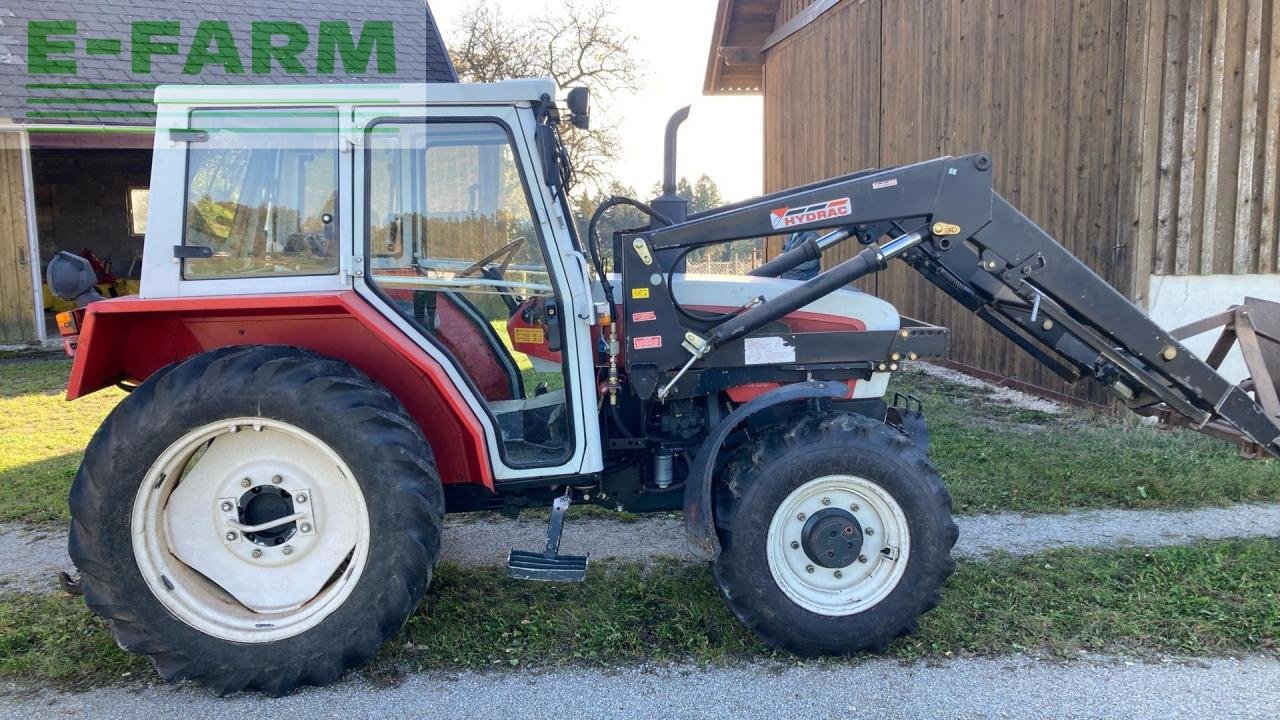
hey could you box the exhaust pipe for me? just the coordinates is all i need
[650,106,691,228]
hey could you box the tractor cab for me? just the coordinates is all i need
[128,80,606,481]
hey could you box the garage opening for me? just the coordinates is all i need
[29,131,153,338]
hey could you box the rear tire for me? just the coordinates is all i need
[712,411,956,654]
[69,345,443,695]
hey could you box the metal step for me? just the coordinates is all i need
[506,494,589,582]
[507,549,588,582]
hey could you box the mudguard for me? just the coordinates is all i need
[683,380,851,560]
[66,290,493,489]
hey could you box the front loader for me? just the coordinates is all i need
[46,81,1279,695]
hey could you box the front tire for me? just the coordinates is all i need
[69,345,443,695]
[713,411,956,654]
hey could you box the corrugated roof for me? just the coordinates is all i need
[0,0,456,125]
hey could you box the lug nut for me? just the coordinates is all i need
[251,549,262,559]
[282,546,293,556]
[821,497,831,506]
[858,555,868,563]
[790,540,800,549]
[796,512,806,521]
[850,503,860,512]
[220,501,233,512]
[271,474,283,485]
[300,522,312,533]
[834,570,843,579]
[805,564,815,573]
[865,527,875,536]
[296,493,308,504]
[225,531,238,541]
[240,478,251,488]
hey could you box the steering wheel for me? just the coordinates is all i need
[456,237,525,280]
[456,237,527,313]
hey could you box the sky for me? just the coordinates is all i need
[429,0,765,202]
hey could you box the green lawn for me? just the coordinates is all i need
[0,359,1273,525]
[891,368,1279,514]
[0,360,124,524]
[3,539,1278,685]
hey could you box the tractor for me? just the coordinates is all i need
[47,80,1280,695]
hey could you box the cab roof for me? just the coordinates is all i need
[154,79,560,107]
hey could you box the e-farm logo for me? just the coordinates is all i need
[27,20,398,77]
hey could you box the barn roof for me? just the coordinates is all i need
[0,0,456,125]
[704,0,843,95]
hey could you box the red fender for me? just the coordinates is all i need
[68,291,493,490]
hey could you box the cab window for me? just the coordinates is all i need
[181,108,339,280]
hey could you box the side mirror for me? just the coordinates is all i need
[46,251,103,307]
[566,86,590,130]
[536,124,563,188]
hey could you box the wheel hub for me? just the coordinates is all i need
[238,485,297,546]
[800,508,863,568]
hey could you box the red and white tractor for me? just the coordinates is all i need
[48,80,1279,695]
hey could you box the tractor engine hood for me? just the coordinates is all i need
[609,273,901,333]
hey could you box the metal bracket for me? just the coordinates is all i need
[1001,252,1048,285]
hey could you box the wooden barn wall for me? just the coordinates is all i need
[763,0,1143,401]
[1132,0,1280,310]
[0,131,37,345]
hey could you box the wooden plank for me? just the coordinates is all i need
[1233,0,1266,273]
[1261,0,1280,274]
[1200,0,1229,274]
[1155,0,1187,275]
[1141,0,1172,302]
[1175,0,1207,275]
[0,130,37,344]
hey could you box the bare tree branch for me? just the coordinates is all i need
[446,0,642,192]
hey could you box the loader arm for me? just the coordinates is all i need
[623,153,1280,459]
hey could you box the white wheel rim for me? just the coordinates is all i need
[765,474,911,616]
[132,418,370,643]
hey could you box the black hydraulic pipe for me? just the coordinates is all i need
[748,236,822,277]
[711,247,880,344]
[748,227,855,277]
[709,229,925,345]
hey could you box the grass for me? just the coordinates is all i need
[0,359,1275,525]
[0,360,124,524]
[3,538,1278,685]
[888,368,1280,514]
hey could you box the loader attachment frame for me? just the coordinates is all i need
[621,153,1280,459]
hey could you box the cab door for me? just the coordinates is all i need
[351,104,600,481]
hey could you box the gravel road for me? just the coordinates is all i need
[5,502,1280,593]
[4,654,1277,719]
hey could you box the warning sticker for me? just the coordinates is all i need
[633,335,663,350]
[872,178,898,190]
[631,310,657,322]
[513,327,545,344]
[769,197,851,230]
[631,287,650,299]
[744,336,796,365]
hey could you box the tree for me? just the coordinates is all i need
[447,0,641,191]
[649,174,725,214]
[649,174,759,264]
